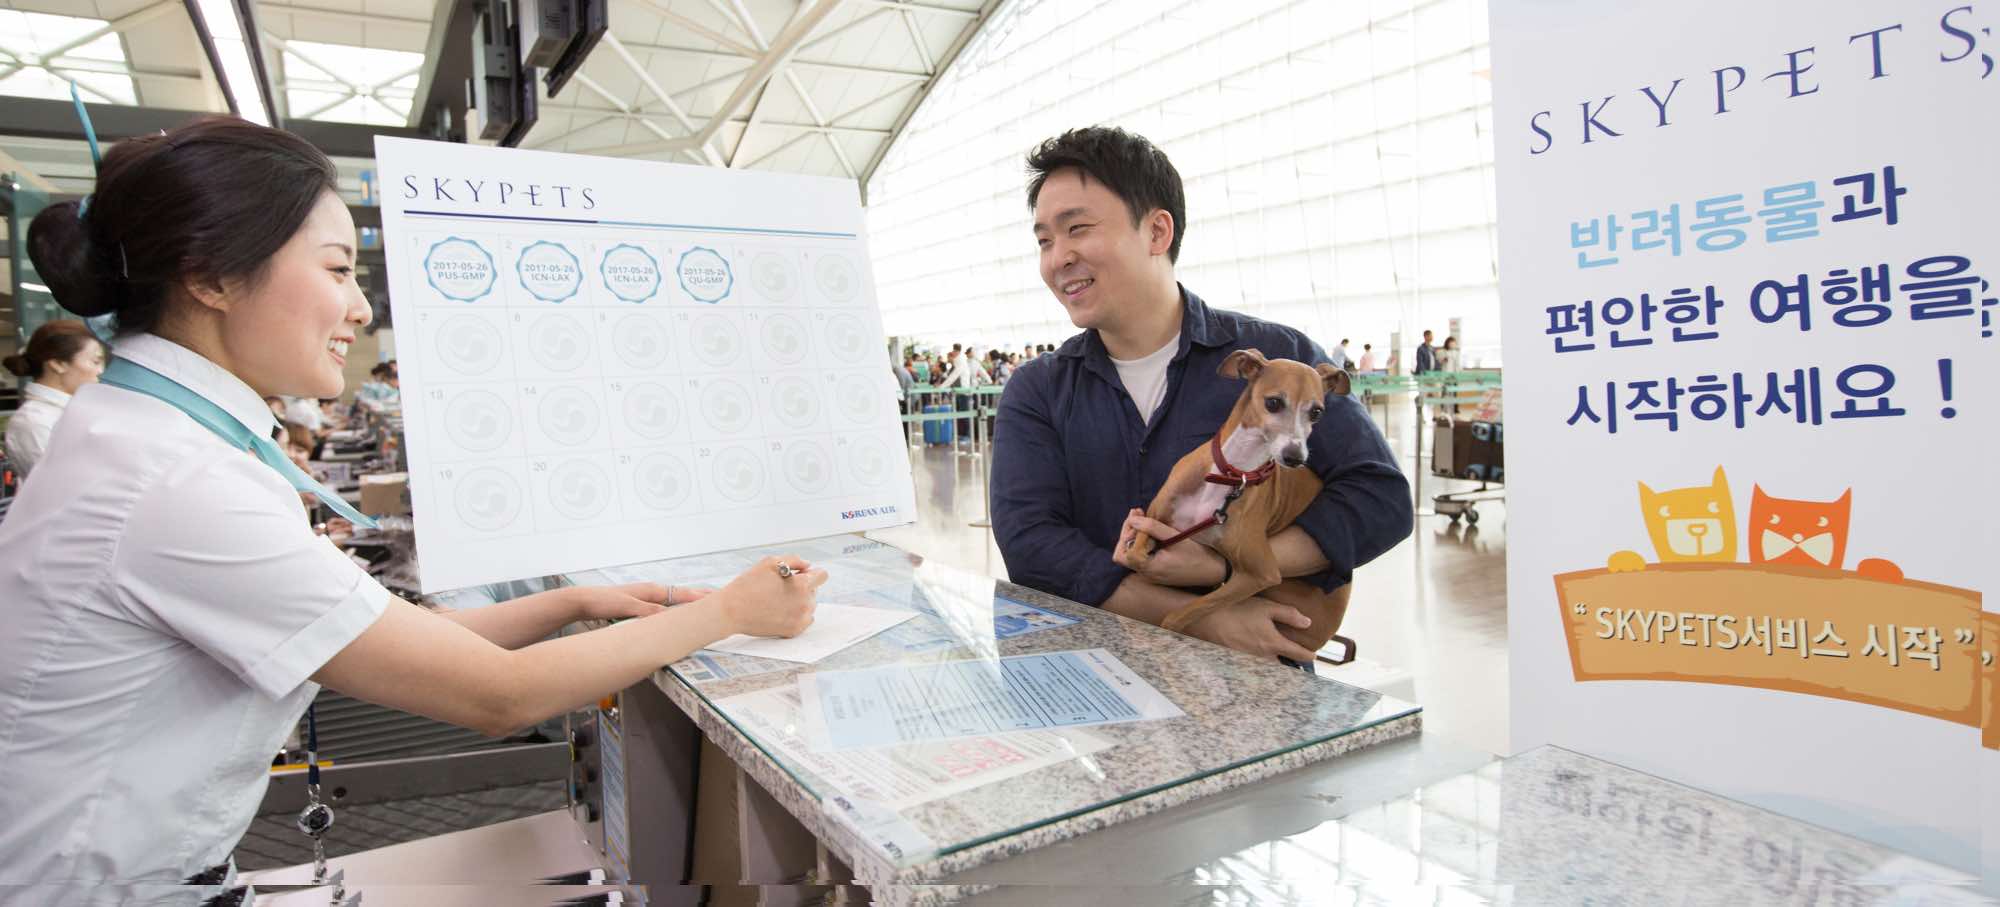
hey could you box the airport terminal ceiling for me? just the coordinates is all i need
[0,0,999,193]
[0,0,1498,363]
[0,0,1000,345]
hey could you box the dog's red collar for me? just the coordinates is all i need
[1152,436,1277,550]
[1205,434,1277,488]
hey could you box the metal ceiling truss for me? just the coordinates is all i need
[601,31,725,165]
[550,0,985,174]
[266,32,420,122]
[0,1,186,105]
[858,0,1003,192]
[0,94,422,157]
[117,0,1002,181]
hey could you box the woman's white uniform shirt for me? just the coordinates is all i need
[4,380,72,477]
[0,333,390,903]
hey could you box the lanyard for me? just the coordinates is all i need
[293,708,348,902]
[98,357,379,529]
[298,703,337,886]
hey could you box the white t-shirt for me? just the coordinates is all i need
[3,381,70,478]
[0,334,390,903]
[1110,334,1180,425]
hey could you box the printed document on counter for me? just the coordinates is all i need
[800,648,1182,751]
[718,685,1112,810]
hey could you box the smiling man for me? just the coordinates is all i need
[991,127,1412,666]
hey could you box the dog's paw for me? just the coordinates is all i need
[1606,550,1648,573]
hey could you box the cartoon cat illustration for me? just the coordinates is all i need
[1749,485,1903,581]
[1749,485,1850,569]
[1607,466,1735,572]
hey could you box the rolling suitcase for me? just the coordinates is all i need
[1430,416,1455,478]
[1467,420,1504,481]
[923,403,955,445]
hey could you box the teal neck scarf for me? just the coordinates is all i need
[100,357,380,529]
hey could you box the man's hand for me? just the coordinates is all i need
[1184,597,1319,663]
[1113,508,1227,588]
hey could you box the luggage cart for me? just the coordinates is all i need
[1413,372,1506,524]
[1433,482,1505,525]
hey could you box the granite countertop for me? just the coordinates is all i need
[565,534,1421,901]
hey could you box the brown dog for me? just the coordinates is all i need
[1123,349,1353,653]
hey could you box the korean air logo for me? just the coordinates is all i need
[840,505,898,520]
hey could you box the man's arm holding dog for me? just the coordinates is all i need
[1101,563,1321,663]
[1284,334,1413,588]
[1287,389,1413,589]
[990,365,1132,607]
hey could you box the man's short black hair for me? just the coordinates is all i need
[1026,126,1187,263]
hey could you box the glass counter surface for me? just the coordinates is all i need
[566,534,1419,876]
[1148,745,1978,905]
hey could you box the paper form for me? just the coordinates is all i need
[800,648,1182,751]
[718,685,1112,811]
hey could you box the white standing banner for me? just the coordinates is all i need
[1494,1,1996,873]
[374,138,915,591]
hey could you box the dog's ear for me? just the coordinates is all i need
[1217,348,1268,381]
[1316,362,1351,397]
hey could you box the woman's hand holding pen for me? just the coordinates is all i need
[716,555,824,638]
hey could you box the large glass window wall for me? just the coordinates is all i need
[866,0,1499,368]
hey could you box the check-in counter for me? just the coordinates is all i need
[562,534,1417,904]
[250,533,1973,906]
[559,534,1975,905]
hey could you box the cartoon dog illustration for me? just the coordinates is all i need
[1608,466,1735,572]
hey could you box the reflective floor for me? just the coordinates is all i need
[867,397,1510,756]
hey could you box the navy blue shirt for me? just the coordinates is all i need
[991,286,1413,608]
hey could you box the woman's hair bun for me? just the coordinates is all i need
[2,354,32,378]
[23,116,338,336]
[26,200,119,319]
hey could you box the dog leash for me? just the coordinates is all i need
[1155,435,1280,550]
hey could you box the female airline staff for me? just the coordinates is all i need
[2,318,107,477]
[0,116,825,905]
